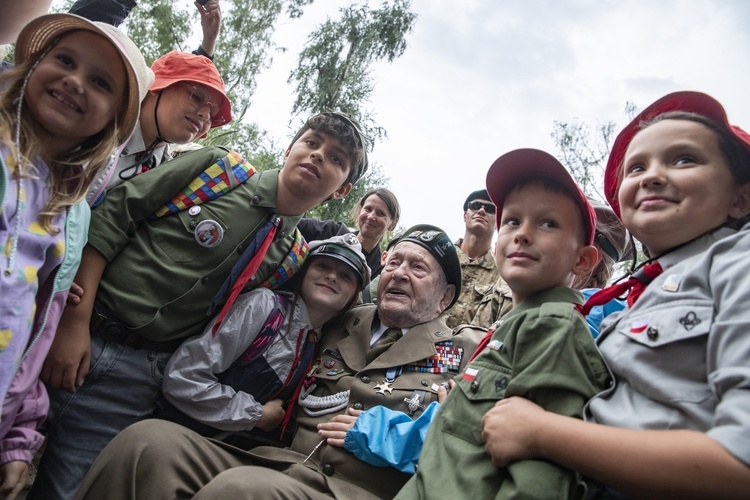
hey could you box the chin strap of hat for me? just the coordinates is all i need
[152,90,172,145]
[5,41,56,276]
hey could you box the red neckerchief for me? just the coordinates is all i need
[578,261,664,316]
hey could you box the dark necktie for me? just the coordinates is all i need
[579,261,664,316]
[366,327,403,364]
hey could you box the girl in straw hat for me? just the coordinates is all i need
[0,13,150,498]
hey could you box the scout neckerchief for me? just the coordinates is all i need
[258,228,309,289]
[219,292,316,435]
[578,261,663,316]
[210,210,281,335]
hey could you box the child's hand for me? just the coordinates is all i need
[40,316,91,393]
[256,399,284,431]
[437,379,456,404]
[196,0,222,54]
[66,281,84,306]
[481,397,546,467]
[317,407,363,448]
[0,460,28,500]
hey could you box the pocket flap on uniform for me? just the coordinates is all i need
[617,303,712,347]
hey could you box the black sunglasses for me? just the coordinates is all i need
[467,200,496,214]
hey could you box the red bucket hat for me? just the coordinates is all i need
[486,148,596,246]
[604,91,750,219]
[149,50,232,128]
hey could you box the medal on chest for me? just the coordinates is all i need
[403,391,426,415]
[374,366,401,395]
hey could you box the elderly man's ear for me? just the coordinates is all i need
[438,285,456,313]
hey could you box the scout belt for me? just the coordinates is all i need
[91,302,182,353]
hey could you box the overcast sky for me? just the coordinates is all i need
[249,0,750,240]
[47,0,750,240]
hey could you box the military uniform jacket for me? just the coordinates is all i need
[471,275,514,328]
[88,146,301,342]
[398,287,611,500]
[247,304,483,499]
[443,241,500,329]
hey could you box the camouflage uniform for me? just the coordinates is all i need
[471,276,514,328]
[442,239,500,329]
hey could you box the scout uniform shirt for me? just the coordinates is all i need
[398,287,611,500]
[443,239,500,329]
[586,226,750,468]
[245,304,483,500]
[88,146,302,343]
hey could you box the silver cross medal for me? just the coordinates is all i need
[374,380,393,395]
[403,393,425,415]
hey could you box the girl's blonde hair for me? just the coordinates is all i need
[0,53,122,233]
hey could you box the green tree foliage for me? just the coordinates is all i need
[123,0,191,63]
[124,0,312,162]
[551,101,639,202]
[288,0,417,222]
[551,120,615,201]
[289,0,416,142]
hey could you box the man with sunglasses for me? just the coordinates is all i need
[443,189,502,329]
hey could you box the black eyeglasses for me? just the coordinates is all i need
[467,200,496,214]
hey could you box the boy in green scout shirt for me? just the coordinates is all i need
[32,112,367,500]
[396,149,611,499]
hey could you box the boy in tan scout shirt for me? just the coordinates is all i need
[397,149,611,499]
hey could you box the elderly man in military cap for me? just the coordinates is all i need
[443,189,505,329]
[75,225,484,500]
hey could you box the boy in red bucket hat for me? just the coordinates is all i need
[87,50,233,205]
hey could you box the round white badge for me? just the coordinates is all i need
[194,219,224,248]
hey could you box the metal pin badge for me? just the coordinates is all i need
[188,206,201,216]
[194,220,224,248]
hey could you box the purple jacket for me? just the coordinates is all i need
[0,201,90,464]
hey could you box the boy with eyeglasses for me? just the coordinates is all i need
[86,50,233,206]
[443,189,502,329]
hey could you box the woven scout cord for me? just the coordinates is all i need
[151,150,255,218]
[259,228,309,289]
